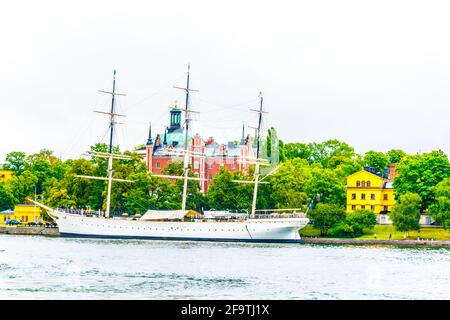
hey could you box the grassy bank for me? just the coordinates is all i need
[300,224,450,241]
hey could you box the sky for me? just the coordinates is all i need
[1,0,450,162]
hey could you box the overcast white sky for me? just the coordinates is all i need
[1,0,450,161]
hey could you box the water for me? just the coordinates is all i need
[0,234,449,299]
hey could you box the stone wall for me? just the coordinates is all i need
[0,226,59,237]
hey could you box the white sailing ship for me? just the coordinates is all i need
[30,68,309,243]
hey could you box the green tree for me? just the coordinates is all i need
[280,139,355,168]
[310,139,355,168]
[389,193,421,233]
[307,203,346,236]
[363,151,389,174]
[207,168,253,212]
[428,178,450,229]
[387,149,407,164]
[393,150,450,210]
[3,151,27,174]
[269,158,311,209]
[306,167,346,206]
[281,142,312,162]
[0,170,38,206]
[328,209,377,237]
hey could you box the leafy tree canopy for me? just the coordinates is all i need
[428,178,450,229]
[386,149,407,164]
[307,203,346,236]
[363,150,389,174]
[393,150,450,210]
[328,209,377,238]
[389,192,422,232]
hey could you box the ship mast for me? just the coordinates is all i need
[173,64,200,211]
[250,92,266,218]
[105,70,117,218]
[77,70,132,218]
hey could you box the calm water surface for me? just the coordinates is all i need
[0,234,449,299]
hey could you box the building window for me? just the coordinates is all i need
[208,174,213,180]
[370,205,375,211]
[194,161,199,169]
[208,163,213,169]
[384,205,388,211]
[361,193,366,200]
[384,194,388,200]
[361,205,365,209]
[356,181,360,187]
[231,163,236,169]
[367,181,371,187]
[156,162,161,168]
[351,205,356,210]
[351,193,356,200]
[370,194,375,200]
[362,181,366,187]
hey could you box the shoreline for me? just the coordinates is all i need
[301,237,450,247]
[1,226,449,246]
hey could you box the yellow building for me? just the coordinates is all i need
[0,169,13,183]
[1,205,44,223]
[0,209,14,223]
[346,169,395,214]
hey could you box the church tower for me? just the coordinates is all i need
[168,101,182,133]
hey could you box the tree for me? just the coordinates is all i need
[363,151,389,174]
[328,209,377,237]
[428,178,450,229]
[389,193,421,233]
[207,169,254,212]
[280,142,312,162]
[269,158,311,209]
[393,150,450,210]
[310,139,355,168]
[280,139,355,168]
[306,167,346,206]
[307,203,346,236]
[387,149,407,164]
[3,151,26,173]
[0,170,38,206]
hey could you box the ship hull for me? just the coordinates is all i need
[55,213,308,243]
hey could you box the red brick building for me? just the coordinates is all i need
[388,163,398,182]
[137,105,257,192]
